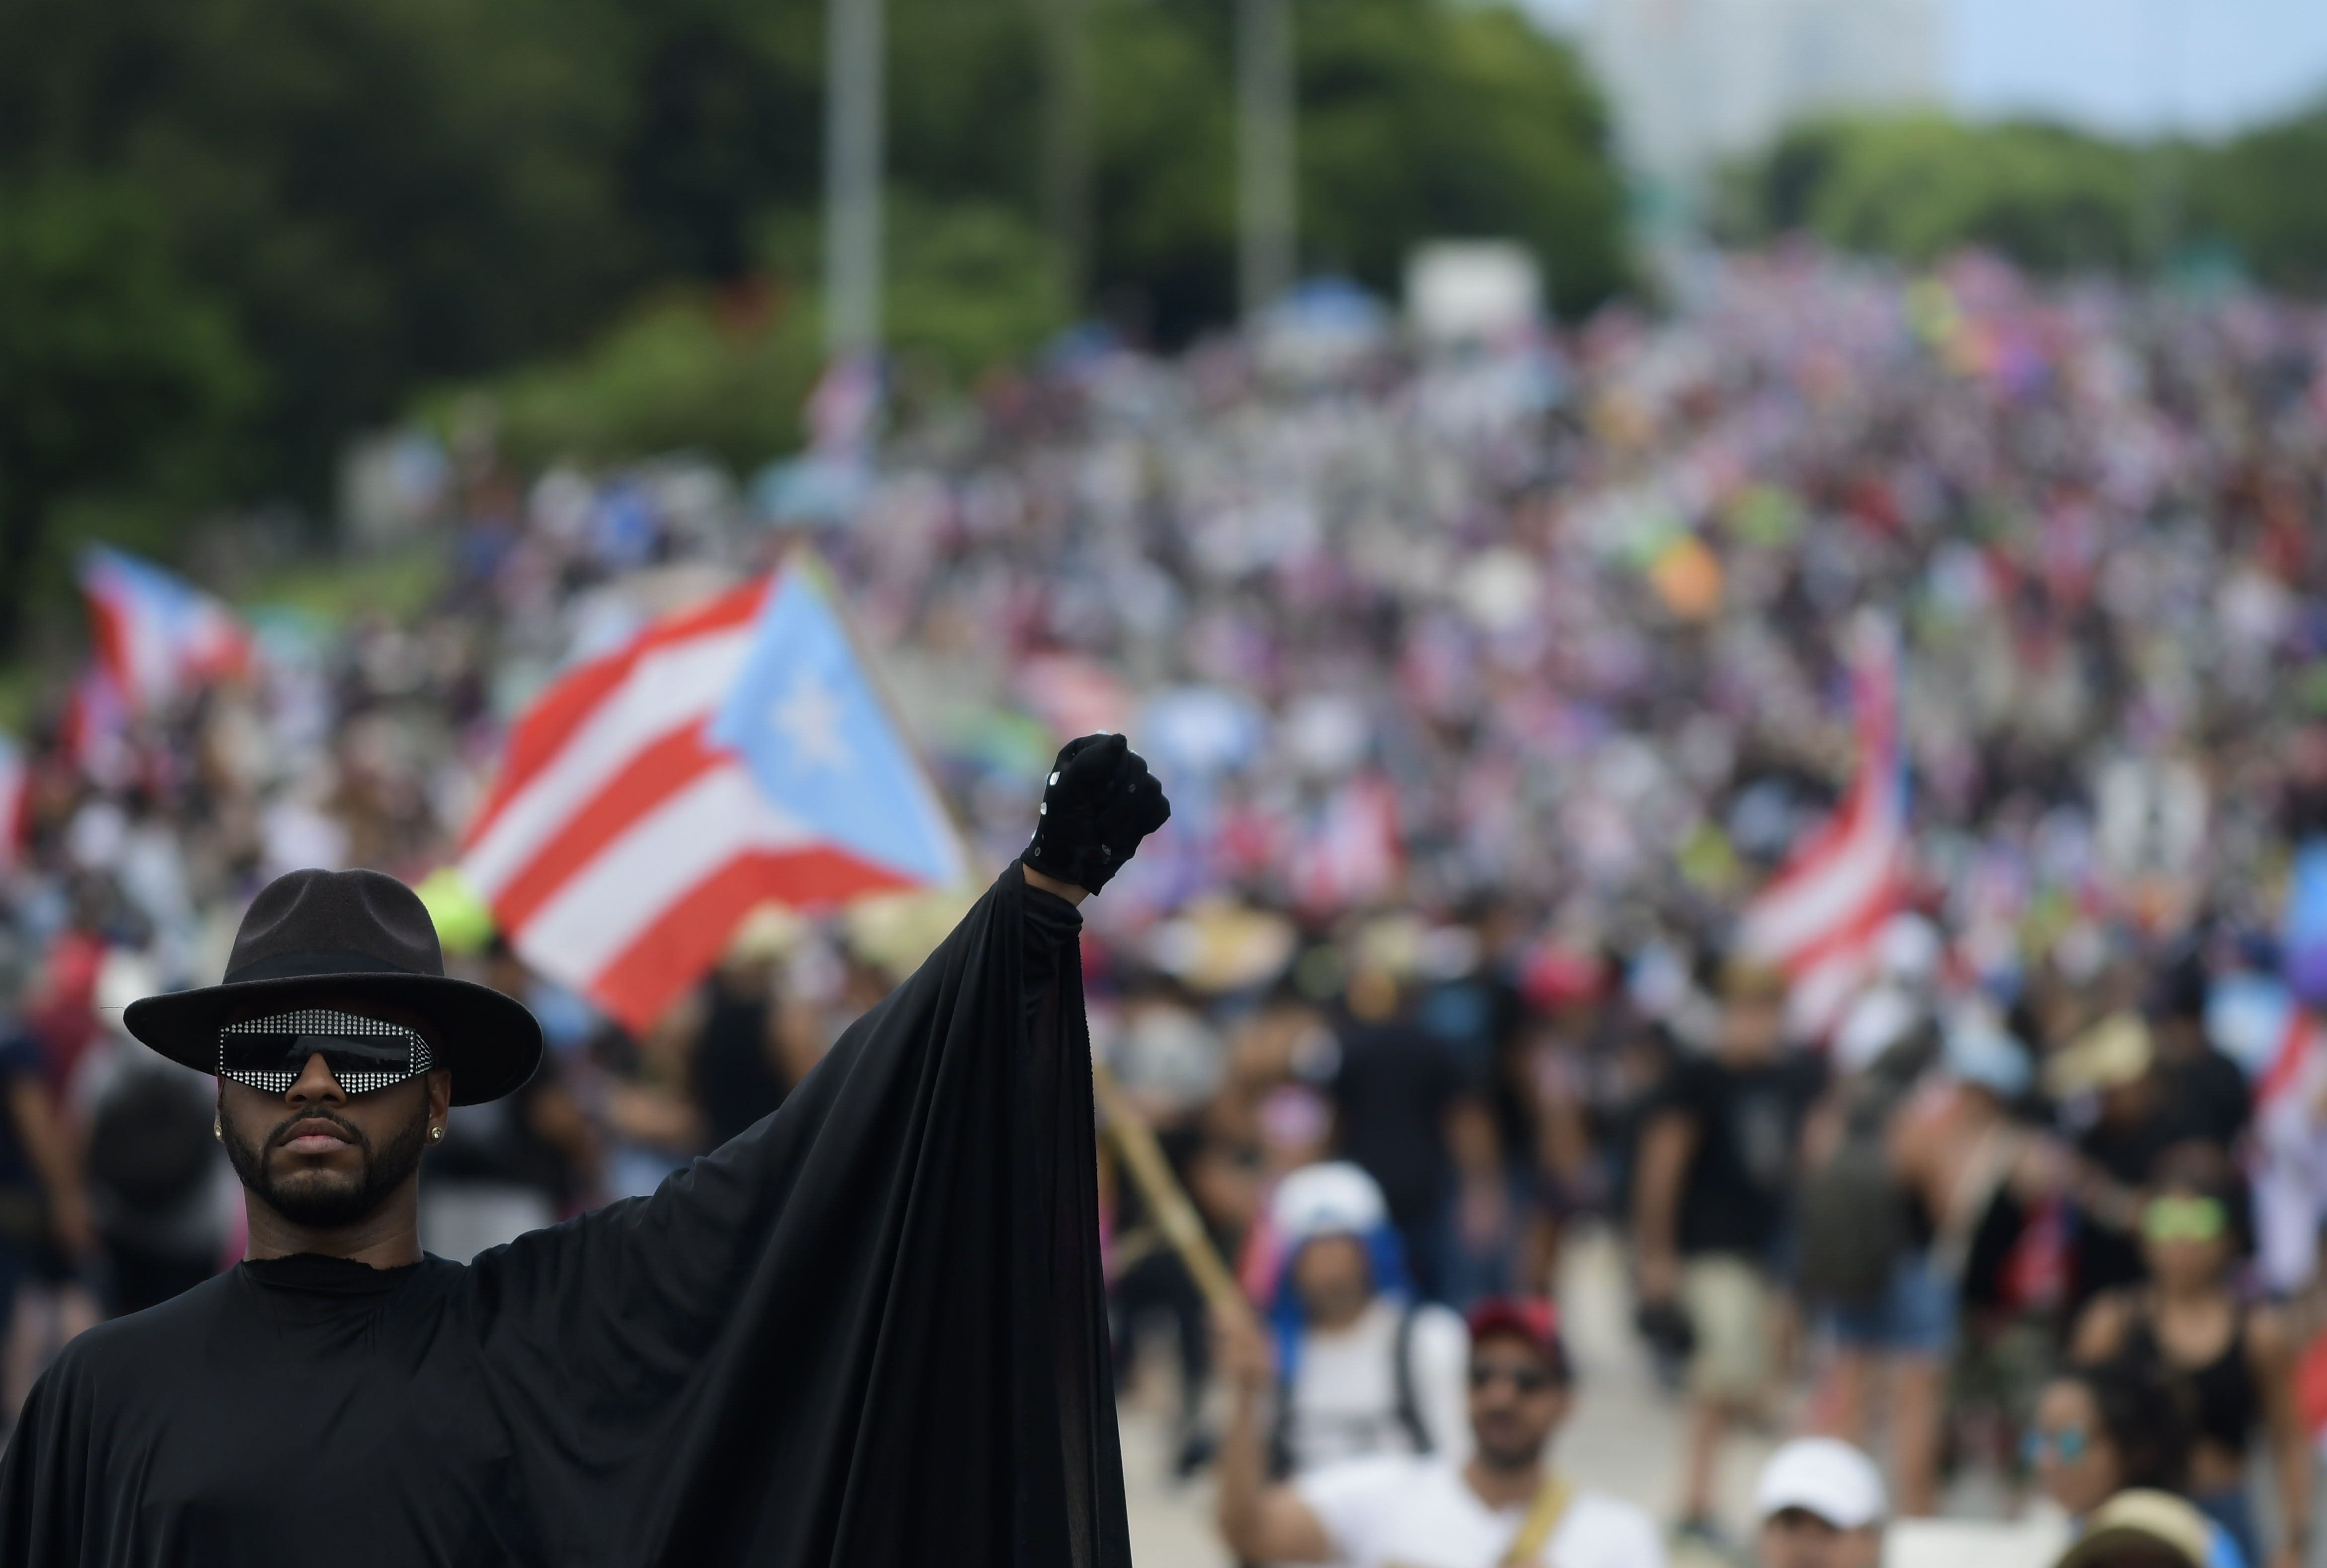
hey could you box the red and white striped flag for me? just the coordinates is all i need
[1738,614,1907,1041]
[460,573,957,1034]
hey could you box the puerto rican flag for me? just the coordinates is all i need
[1738,613,1907,1041]
[2209,973,2327,1295]
[460,561,966,1034]
[78,546,251,714]
[0,732,26,874]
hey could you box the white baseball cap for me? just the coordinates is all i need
[1270,1162,1388,1245]
[1755,1438,1887,1531]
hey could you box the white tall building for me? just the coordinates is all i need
[1580,0,1942,197]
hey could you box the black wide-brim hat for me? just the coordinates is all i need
[125,867,543,1106]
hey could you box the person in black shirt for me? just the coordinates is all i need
[691,936,797,1150]
[1633,958,1827,1540]
[0,733,1169,1568]
[2144,975,2250,1157]
[2053,1008,2253,1323]
[1330,999,1462,1302]
[0,1028,91,1383]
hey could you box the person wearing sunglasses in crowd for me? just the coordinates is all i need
[2026,1357,2249,1568]
[2070,1144,2306,1568]
[0,736,1173,1568]
[1216,1295,1663,1568]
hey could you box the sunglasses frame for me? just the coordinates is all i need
[1467,1361,1556,1394]
[2023,1424,2092,1465]
[219,1007,433,1096]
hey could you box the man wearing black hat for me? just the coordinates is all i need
[0,734,1169,1568]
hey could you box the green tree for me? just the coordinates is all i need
[0,0,1630,644]
[1733,116,2147,273]
[1087,0,1627,338]
[1301,0,1626,314]
[0,0,631,495]
[472,198,1066,472]
[1086,0,1241,337]
[0,175,257,647]
[2195,102,2327,297]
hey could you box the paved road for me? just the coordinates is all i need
[1118,1228,1775,1568]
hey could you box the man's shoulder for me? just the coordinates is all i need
[36,1272,237,1395]
[1554,1489,1664,1568]
[1294,1453,1467,1566]
[1405,1302,1469,1358]
[79,1270,236,1344]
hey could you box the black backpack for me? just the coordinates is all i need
[1794,1032,1932,1309]
[1796,1134,1908,1308]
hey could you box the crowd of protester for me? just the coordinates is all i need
[3,243,2327,1567]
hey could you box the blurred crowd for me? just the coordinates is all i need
[5,244,2327,1564]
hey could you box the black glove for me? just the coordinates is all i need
[1022,733,1171,895]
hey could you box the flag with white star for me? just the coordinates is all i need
[706,567,965,889]
[464,565,970,1034]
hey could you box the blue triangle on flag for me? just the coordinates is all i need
[704,569,961,888]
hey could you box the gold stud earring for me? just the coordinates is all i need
[429,1125,444,1143]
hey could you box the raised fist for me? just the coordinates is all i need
[1022,734,1171,895]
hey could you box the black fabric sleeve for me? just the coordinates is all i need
[459,860,1129,1568]
[1021,882,1084,1031]
[0,1361,84,1564]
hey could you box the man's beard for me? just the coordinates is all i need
[221,1100,430,1230]
[1474,1429,1546,1472]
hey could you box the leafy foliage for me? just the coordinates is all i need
[1301,0,1625,315]
[467,197,1067,472]
[0,0,1626,644]
[2193,103,2327,297]
[0,175,257,645]
[0,0,633,492]
[1728,105,2327,290]
[1728,116,2150,271]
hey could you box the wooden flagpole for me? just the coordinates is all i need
[1089,1060,1254,1328]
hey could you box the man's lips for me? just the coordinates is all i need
[276,1118,356,1157]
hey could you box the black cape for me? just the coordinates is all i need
[0,863,1130,1568]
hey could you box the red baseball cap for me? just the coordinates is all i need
[1464,1297,1570,1381]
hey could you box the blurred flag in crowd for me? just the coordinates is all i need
[62,664,132,787]
[0,732,25,872]
[2209,970,2327,1291]
[77,545,251,714]
[2282,838,2327,1004]
[461,561,965,1033]
[1739,613,1907,1041]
